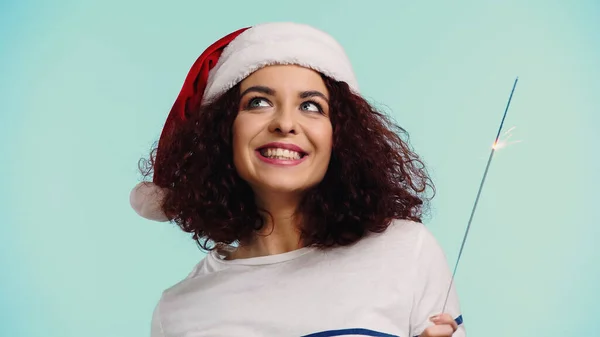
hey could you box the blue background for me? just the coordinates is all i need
[1,1,598,336]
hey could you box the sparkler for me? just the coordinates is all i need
[441,77,519,313]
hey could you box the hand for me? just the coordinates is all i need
[419,313,458,337]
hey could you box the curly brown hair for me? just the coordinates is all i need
[140,74,434,251]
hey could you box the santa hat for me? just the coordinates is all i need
[130,22,359,221]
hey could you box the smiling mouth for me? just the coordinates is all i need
[258,148,307,160]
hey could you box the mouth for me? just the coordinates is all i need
[256,142,308,163]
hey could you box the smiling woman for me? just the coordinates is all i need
[130,22,466,337]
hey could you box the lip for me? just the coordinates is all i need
[256,142,307,154]
[255,142,308,167]
[255,151,308,166]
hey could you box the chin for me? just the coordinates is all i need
[261,181,311,194]
[251,175,322,196]
[238,164,327,196]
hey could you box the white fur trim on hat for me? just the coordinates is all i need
[202,22,359,104]
[130,182,169,222]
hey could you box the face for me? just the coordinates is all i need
[232,65,333,200]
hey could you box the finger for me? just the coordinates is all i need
[430,313,458,331]
[421,324,455,337]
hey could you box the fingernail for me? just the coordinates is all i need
[429,315,439,322]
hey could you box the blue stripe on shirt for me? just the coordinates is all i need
[301,315,463,337]
[302,328,399,337]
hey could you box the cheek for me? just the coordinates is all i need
[231,115,262,177]
[231,118,247,169]
[312,122,333,158]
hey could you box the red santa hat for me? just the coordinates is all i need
[130,22,359,221]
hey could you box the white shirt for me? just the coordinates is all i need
[150,219,466,337]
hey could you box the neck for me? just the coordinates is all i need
[228,192,305,260]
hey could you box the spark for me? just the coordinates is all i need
[492,126,522,150]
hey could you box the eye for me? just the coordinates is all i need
[299,101,322,113]
[247,97,271,109]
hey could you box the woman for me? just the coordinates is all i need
[131,22,466,337]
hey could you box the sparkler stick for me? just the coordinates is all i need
[441,77,519,313]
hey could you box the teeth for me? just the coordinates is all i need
[261,148,302,160]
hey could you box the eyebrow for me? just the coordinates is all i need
[240,86,329,103]
[299,90,329,103]
[240,86,274,97]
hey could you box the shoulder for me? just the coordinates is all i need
[385,218,428,238]
[387,219,450,264]
[348,219,447,271]
[155,254,213,300]
[368,219,433,251]
[333,219,436,267]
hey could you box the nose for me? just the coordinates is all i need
[268,105,297,135]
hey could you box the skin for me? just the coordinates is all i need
[231,65,332,259]
[421,314,459,336]
[230,65,457,337]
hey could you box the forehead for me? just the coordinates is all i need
[239,65,328,94]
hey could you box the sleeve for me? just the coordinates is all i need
[150,300,166,337]
[409,225,466,337]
